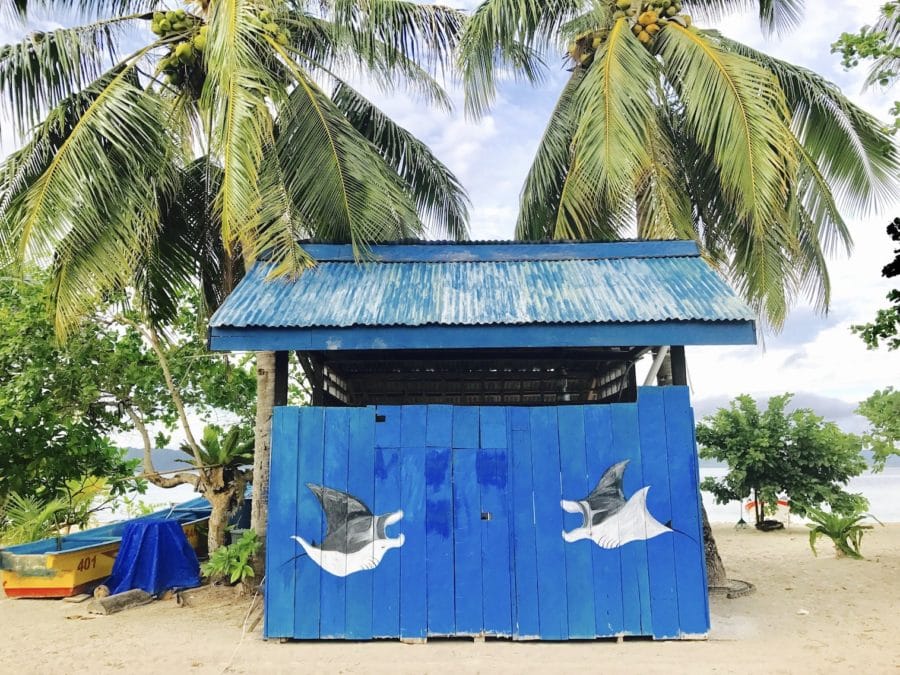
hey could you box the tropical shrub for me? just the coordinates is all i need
[0,492,67,545]
[201,530,261,584]
[697,394,868,525]
[806,507,883,559]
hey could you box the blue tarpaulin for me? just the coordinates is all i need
[106,520,200,596]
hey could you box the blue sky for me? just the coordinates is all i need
[1,0,898,432]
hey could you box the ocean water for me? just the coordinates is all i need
[108,467,900,525]
[700,467,900,524]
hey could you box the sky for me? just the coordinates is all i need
[1,0,898,435]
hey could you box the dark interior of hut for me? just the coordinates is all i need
[293,347,663,407]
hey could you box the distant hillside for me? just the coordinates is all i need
[124,447,189,474]
[698,449,898,470]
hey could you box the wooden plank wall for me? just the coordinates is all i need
[264,386,708,641]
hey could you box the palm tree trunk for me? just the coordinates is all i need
[702,504,728,587]
[251,351,276,573]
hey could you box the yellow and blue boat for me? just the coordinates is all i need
[0,498,212,599]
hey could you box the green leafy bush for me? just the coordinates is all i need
[201,530,261,584]
[806,507,883,559]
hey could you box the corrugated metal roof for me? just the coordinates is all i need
[210,242,755,329]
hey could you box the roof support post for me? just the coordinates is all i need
[670,346,687,386]
[644,346,670,386]
[274,351,289,406]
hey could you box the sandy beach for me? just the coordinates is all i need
[2,524,898,675]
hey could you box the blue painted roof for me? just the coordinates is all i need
[210,241,755,332]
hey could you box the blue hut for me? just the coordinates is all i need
[209,240,756,641]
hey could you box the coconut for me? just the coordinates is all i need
[639,10,657,25]
[638,30,651,43]
[612,9,626,19]
[277,31,289,45]
[665,6,677,16]
[192,34,206,50]
[165,10,176,21]
[631,23,642,36]
[151,20,162,35]
[264,21,279,33]
[174,41,194,60]
[681,13,692,25]
[646,23,660,34]
[616,0,631,7]
[158,19,172,32]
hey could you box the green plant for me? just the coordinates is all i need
[698,394,868,525]
[177,425,254,471]
[806,507,883,559]
[201,530,261,584]
[0,492,67,546]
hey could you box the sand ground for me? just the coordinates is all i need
[1,524,898,675]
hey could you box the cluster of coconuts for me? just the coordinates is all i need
[568,0,692,65]
[567,28,609,66]
[249,9,291,46]
[151,8,290,86]
[151,10,206,86]
[624,0,691,45]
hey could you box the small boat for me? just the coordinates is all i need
[0,497,212,599]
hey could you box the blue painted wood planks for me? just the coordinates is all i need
[264,389,709,641]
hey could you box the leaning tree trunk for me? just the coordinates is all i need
[251,351,276,574]
[206,489,233,555]
[702,504,728,587]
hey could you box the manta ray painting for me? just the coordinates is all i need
[291,483,404,577]
[561,460,671,549]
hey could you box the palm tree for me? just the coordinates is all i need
[0,0,470,554]
[458,0,899,327]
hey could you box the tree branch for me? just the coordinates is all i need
[125,404,199,489]
[120,316,206,478]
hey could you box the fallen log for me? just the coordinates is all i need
[87,589,153,615]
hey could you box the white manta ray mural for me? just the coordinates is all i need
[292,483,404,577]
[561,460,671,549]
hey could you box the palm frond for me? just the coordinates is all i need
[284,14,452,110]
[635,108,695,241]
[0,15,142,135]
[559,18,662,239]
[515,68,584,240]
[6,0,158,20]
[273,46,423,253]
[658,26,794,243]
[332,82,470,240]
[670,113,796,326]
[682,0,803,35]
[1,54,171,275]
[792,136,852,257]
[202,0,277,261]
[328,0,465,75]
[457,0,581,117]
[129,158,244,325]
[792,196,831,313]
[718,33,900,214]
